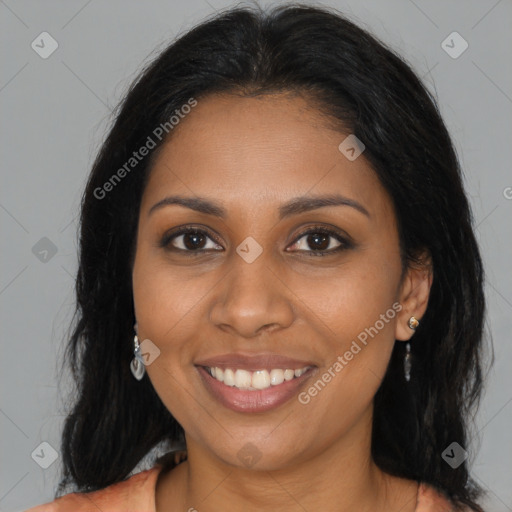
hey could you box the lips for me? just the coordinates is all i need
[195,353,316,371]
[195,353,318,413]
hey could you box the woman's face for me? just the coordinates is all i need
[132,93,427,470]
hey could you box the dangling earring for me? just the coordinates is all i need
[404,316,419,382]
[130,329,146,381]
[404,342,412,382]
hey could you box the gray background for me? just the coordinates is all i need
[1,0,511,511]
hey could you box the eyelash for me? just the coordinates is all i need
[159,224,353,257]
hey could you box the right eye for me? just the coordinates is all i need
[159,226,224,254]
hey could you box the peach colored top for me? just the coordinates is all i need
[25,464,459,511]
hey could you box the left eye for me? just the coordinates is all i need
[288,229,348,255]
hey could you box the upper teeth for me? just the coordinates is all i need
[207,367,310,390]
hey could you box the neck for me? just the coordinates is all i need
[155,413,418,511]
[189,449,381,511]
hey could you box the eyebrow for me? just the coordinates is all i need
[148,194,370,219]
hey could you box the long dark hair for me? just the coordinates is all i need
[56,4,488,510]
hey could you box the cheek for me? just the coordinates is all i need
[292,255,399,337]
[289,252,401,392]
[132,251,206,426]
[132,248,203,341]
[292,272,398,442]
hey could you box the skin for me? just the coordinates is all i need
[132,92,432,512]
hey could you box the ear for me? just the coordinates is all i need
[395,251,433,341]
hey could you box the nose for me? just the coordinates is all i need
[209,254,295,339]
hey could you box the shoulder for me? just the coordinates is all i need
[416,482,472,512]
[24,465,164,512]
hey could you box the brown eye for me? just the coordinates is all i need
[160,227,223,253]
[288,227,353,256]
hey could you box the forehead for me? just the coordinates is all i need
[141,93,393,221]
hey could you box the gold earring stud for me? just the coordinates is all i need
[408,316,419,331]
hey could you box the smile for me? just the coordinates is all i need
[205,366,312,390]
[197,364,316,413]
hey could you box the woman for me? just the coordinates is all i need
[26,3,487,511]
